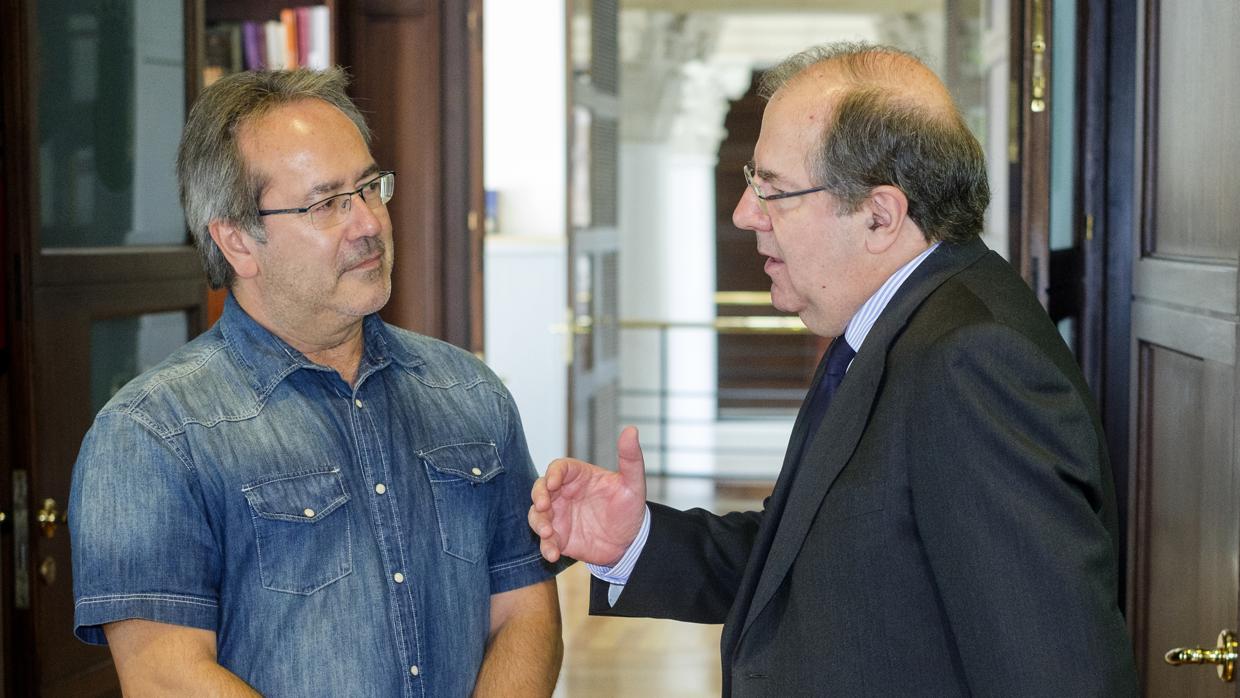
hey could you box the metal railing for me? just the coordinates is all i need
[618,313,814,480]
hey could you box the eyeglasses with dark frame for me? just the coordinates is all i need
[258,171,396,230]
[743,163,826,215]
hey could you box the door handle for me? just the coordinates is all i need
[36,498,61,538]
[1166,629,1238,682]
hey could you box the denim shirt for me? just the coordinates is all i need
[69,295,562,697]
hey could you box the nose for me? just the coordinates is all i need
[344,193,385,239]
[732,186,771,234]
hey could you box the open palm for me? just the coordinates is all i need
[529,426,647,566]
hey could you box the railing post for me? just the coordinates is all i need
[659,323,669,476]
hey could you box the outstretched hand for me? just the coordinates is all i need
[528,426,647,566]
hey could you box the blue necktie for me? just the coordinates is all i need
[786,337,857,482]
[802,337,856,437]
[817,337,856,410]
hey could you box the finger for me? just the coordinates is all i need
[540,538,561,563]
[527,505,548,537]
[530,476,551,511]
[616,426,647,491]
[543,459,569,492]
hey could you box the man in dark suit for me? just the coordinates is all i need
[529,42,1137,696]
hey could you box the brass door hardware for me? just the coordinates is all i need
[1166,629,1238,682]
[36,498,61,538]
[1030,0,1047,112]
[39,557,57,586]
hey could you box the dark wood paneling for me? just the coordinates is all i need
[348,4,444,337]
[1130,342,1238,694]
[3,1,207,692]
[358,0,427,16]
[1084,0,1139,614]
[206,0,341,23]
[1015,0,1052,301]
[34,249,203,287]
[30,280,203,698]
[439,0,484,352]
[1147,2,1240,261]
[0,1,37,693]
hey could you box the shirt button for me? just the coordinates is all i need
[354,399,363,408]
[393,572,405,583]
[410,665,420,677]
[375,483,387,495]
[303,508,315,518]
[471,467,482,476]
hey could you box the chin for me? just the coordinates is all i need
[768,286,805,315]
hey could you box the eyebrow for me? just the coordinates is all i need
[302,163,381,204]
[748,160,789,187]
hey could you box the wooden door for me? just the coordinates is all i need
[566,0,621,468]
[344,0,485,350]
[1125,1,1240,694]
[1010,0,1052,300]
[1,1,207,694]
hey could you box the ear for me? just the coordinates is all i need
[208,219,262,280]
[861,185,910,254]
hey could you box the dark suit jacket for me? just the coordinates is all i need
[591,238,1138,696]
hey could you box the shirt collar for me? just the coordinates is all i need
[218,293,423,396]
[842,242,940,353]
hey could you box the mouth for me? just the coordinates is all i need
[763,255,785,274]
[345,251,383,273]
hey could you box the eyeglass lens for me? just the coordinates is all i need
[309,173,395,229]
[743,165,769,214]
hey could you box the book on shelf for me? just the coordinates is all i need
[280,8,299,69]
[203,23,242,86]
[203,4,331,84]
[263,20,285,70]
[242,21,266,70]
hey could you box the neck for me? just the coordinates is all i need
[231,288,368,386]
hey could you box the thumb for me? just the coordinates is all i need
[616,426,646,490]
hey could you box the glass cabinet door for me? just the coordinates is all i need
[36,0,186,248]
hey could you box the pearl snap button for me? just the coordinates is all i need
[410,665,420,676]
[303,508,315,518]
[354,399,363,408]
[471,467,482,476]
[375,483,386,494]
[393,572,405,583]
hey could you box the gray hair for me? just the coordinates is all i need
[759,42,990,243]
[176,68,371,288]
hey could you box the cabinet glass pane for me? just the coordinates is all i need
[91,311,188,413]
[37,1,187,248]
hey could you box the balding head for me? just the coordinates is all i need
[759,43,989,244]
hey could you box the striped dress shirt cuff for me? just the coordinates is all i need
[586,505,651,605]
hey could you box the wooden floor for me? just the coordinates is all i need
[551,477,771,698]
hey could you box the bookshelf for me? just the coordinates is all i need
[203,2,337,85]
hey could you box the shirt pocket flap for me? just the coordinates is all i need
[420,441,504,484]
[242,469,351,523]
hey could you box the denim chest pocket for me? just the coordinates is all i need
[241,468,353,595]
[420,441,504,563]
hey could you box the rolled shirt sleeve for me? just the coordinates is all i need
[69,410,221,644]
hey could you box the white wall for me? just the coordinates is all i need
[483,238,566,471]
[483,0,568,471]
[483,0,566,239]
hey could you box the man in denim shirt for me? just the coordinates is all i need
[69,69,564,697]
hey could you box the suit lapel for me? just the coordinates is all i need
[737,238,991,641]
